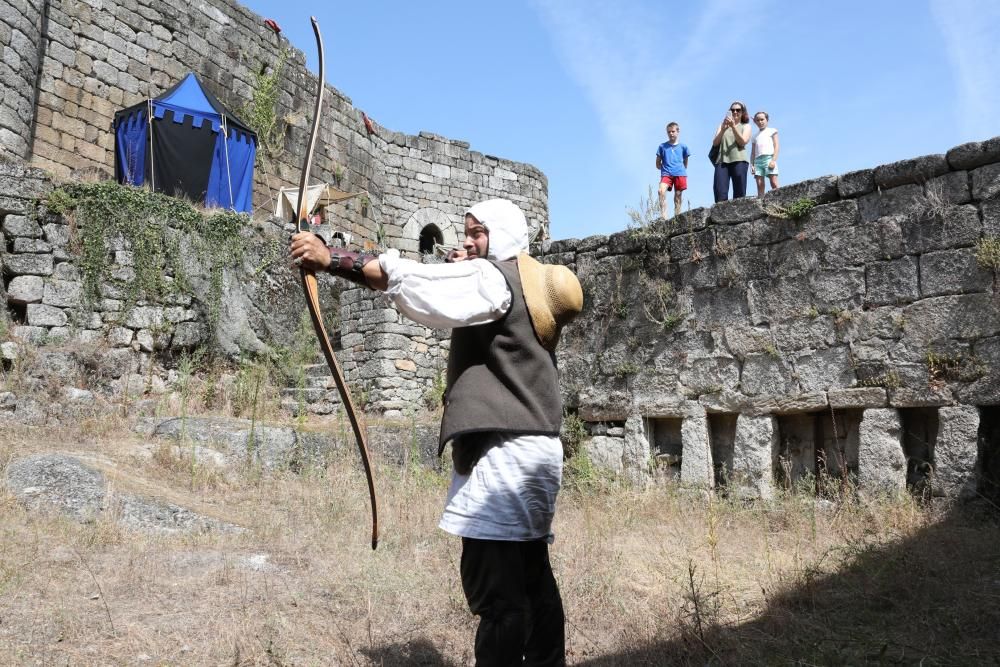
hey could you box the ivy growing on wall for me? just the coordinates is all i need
[47,181,250,341]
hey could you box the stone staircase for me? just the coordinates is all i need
[279,363,344,416]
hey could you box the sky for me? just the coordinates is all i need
[241,0,1000,241]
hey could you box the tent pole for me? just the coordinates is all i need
[147,99,155,192]
[221,116,234,209]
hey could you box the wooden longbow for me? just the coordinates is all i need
[294,17,378,550]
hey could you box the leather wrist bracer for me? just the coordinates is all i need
[327,249,377,288]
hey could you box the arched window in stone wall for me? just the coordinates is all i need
[419,224,443,255]
[402,207,458,258]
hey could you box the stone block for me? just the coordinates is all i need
[107,326,133,347]
[624,414,651,486]
[901,204,980,254]
[919,249,992,297]
[749,215,799,245]
[768,236,821,277]
[2,214,42,237]
[546,237,582,254]
[673,207,709,233]
[689,287,749,330]
[42,279,82,308]
[858,184,925,223]
[42,223,70,246]
[680,407,713,489]
[818,216,905,267]
[762,175,839,209]
[670,227,714,261]
[971,162,1000,201]
[809,267,865,311]
[747,277,811,324]
[26,303,67,327]
[172,323,206,349]
[838,169,875,198]
[956,337,1000,405]
[576,385,632,422]
[865,256,920,306]
[858,408,906,495]
[3,253,53,276]
[934,405,978,499]
[680,355,740,394]
[946,136,1000,170]
[709,197,765,225]
[134,330,155,352]
[873,154,949,189]
[585,435,624,474]
[607,229,646,255]
[740,353,796,396]
[753,392,829,415]
[11,326,48,344]
[794,346,855,392]
[677,257,718,289]
[732,414,777,498]
[6,275,44,304]
[926,170,971,205]
[714,221,754,251]
[123,306,164,329]
[12,238,52,253]
[902,294,1000,346]
[771,316,837,351]
[983,201,1000,238]
[725,246,769,283]
[828,387,888,409]
[801,199,861,233]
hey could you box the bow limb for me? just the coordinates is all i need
[296,17,379,550]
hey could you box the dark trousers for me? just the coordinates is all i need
[713,161,749,202]
[460,537,565,667]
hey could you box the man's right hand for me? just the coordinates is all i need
[445,248,470,263]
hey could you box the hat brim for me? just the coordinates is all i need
[517,253,558,351]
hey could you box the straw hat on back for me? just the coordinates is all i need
[517,253,584,351]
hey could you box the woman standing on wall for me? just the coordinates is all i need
[711,101,752,202]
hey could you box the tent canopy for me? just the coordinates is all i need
[274,183,362,221]
[113,73,257,213]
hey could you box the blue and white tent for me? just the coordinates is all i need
[113,73,257,213]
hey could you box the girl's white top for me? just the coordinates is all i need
[754,127,778,155]
[379,251,563,542]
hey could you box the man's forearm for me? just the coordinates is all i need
[327,249,387,290]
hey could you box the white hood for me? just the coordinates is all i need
[465,198,528,261]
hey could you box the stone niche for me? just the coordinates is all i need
[899,407,939,495]
[707,413,738,487]
[774,410,862,491]
[646,417,682,479]
[978,406,1000,502]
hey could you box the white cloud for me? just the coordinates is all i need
[530,0,765,204]
[931,0,1000,141]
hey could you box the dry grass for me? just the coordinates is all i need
[1,416,999,665]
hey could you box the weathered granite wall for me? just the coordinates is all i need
[0,0,44,160]
[0,158,324,393]
[15,0,548,246]
[541,136,1000,499]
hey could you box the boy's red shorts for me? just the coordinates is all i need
[660,175,687,191]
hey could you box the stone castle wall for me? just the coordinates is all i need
[0,0,45,159]
[0,0,548,248]
[539,136,1000,499]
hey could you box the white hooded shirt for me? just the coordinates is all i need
[377,199,563,542]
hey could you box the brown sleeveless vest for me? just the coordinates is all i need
[438,258,563,453]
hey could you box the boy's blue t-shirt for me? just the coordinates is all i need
[657,141,691,177]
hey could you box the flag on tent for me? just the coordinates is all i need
[113,73,258,213]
